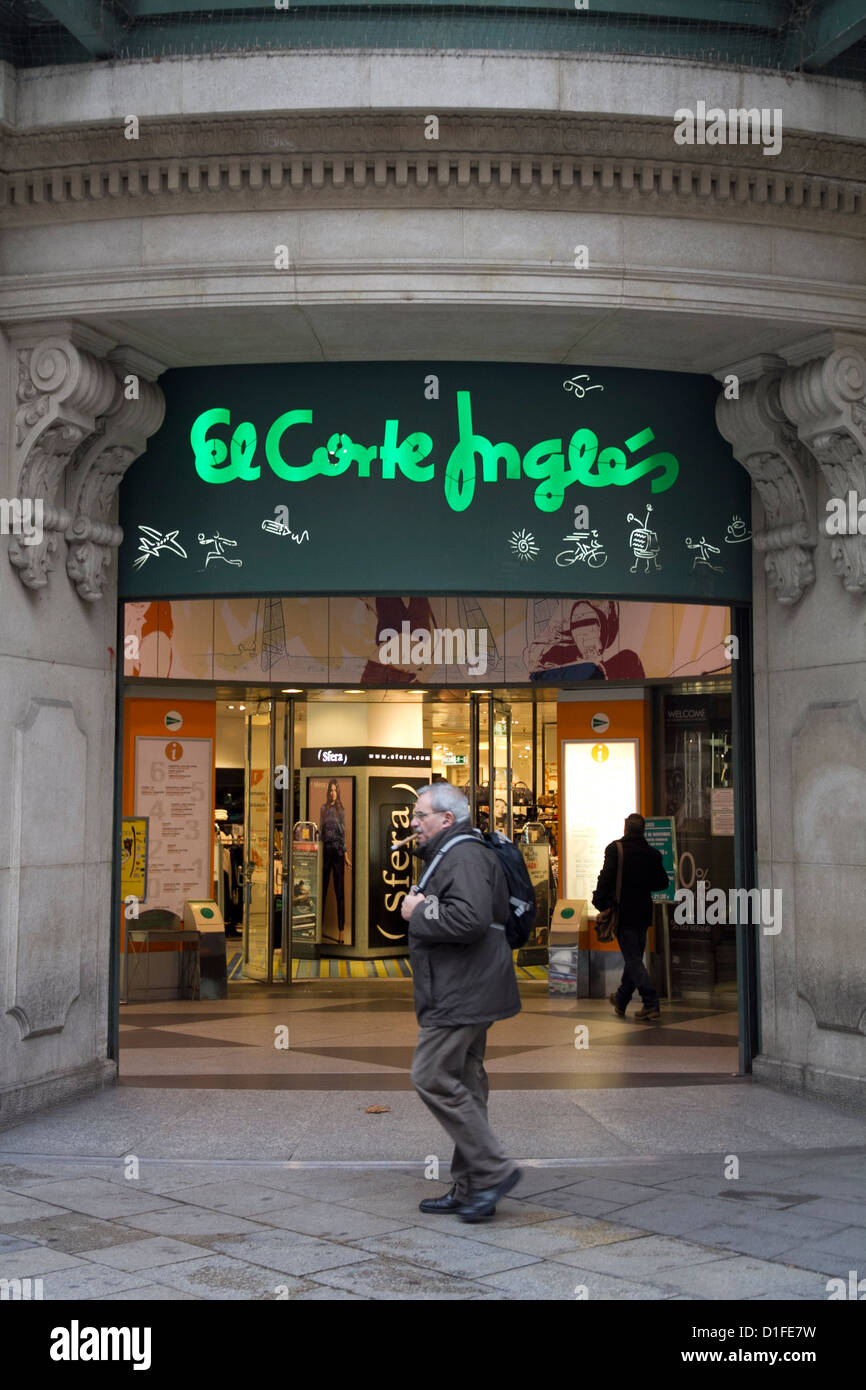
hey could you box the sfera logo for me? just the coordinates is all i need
[49,1321,152,1370]
[378,622,488,677]
[673,101,783,156]
[317,749,347,764]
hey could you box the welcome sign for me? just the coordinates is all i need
[118,363,751,603]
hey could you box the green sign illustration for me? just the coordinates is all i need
[119,363,751,603]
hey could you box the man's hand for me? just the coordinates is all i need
[400,890,425,922]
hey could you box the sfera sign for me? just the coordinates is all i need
[119,363,751,604]
[368,775,430,949]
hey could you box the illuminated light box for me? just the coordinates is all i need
[562,739,640,905]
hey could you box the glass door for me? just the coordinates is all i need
[469,693,487,830]
[492,697,512,838]
[469,693,511,838]
[242,702,275,982]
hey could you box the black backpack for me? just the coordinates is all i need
[418,830,537,949]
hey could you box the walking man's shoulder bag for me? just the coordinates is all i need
[595,839,623,944]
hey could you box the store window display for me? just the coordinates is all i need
[312,776,354,945]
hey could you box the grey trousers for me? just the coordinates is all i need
[411,1022,513,1194]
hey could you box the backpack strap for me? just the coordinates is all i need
[416,832,482,894]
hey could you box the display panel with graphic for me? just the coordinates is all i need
[133,737,212,919]
[120,817,148,902]
[291,838,321,947]
[244,716,272,980]
[306,776,355,946]
[368,774,430,951]
[520,839,551,945]
[124,596,733,685]
[562,739,640,905]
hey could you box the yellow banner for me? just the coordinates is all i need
[121,817,148,900]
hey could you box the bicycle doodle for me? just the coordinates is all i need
[555,529,608,568]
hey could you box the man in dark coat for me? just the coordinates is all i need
[400,783,522,1222]
[593,812,669,1021]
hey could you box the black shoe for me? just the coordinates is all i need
[419,1185,478,1214]
[457,1167,522,1223]
[608,992,626,1018]
[634,1005,661,1020]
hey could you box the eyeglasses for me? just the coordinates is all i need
[412,810,435,820]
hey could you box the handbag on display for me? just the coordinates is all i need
[595,840,623,944]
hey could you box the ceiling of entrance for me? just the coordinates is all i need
[83,302,831,376]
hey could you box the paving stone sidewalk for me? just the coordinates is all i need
[1,1146,864,1301]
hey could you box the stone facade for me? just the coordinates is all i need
[1,50,865,1121]
[717,337,866,1107]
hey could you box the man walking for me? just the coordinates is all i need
[400,784,521,1222]
[593,812,669,1021]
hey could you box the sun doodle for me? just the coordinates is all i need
[508,528,540,562]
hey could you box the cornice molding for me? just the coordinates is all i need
[0,113,863,232]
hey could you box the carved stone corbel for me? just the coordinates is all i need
[716,372,818,605]
[10,336,118,590]
[65,368,165,601]
[779,345,866,596]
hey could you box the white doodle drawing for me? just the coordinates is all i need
[685,535,724,573]
[198,531,243,567]
[132,526,188,570]
[555,529,608,569]
[562,374,604,398]
[261,514,310,543]
[509,528,540,562]
[724,515,751,544]
[627,505,662,573]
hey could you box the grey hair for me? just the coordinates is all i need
[416,783,471,822]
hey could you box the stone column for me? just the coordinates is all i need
[0,323,164,1128]
[716,335,866,1108]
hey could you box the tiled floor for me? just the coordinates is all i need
[118,979,742,1090]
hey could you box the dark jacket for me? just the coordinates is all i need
[319,803,346,853]
[592,833,669,932]
[408,820,521,1028]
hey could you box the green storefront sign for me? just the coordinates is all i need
[118,363,751,602]
[645,817,678,903]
